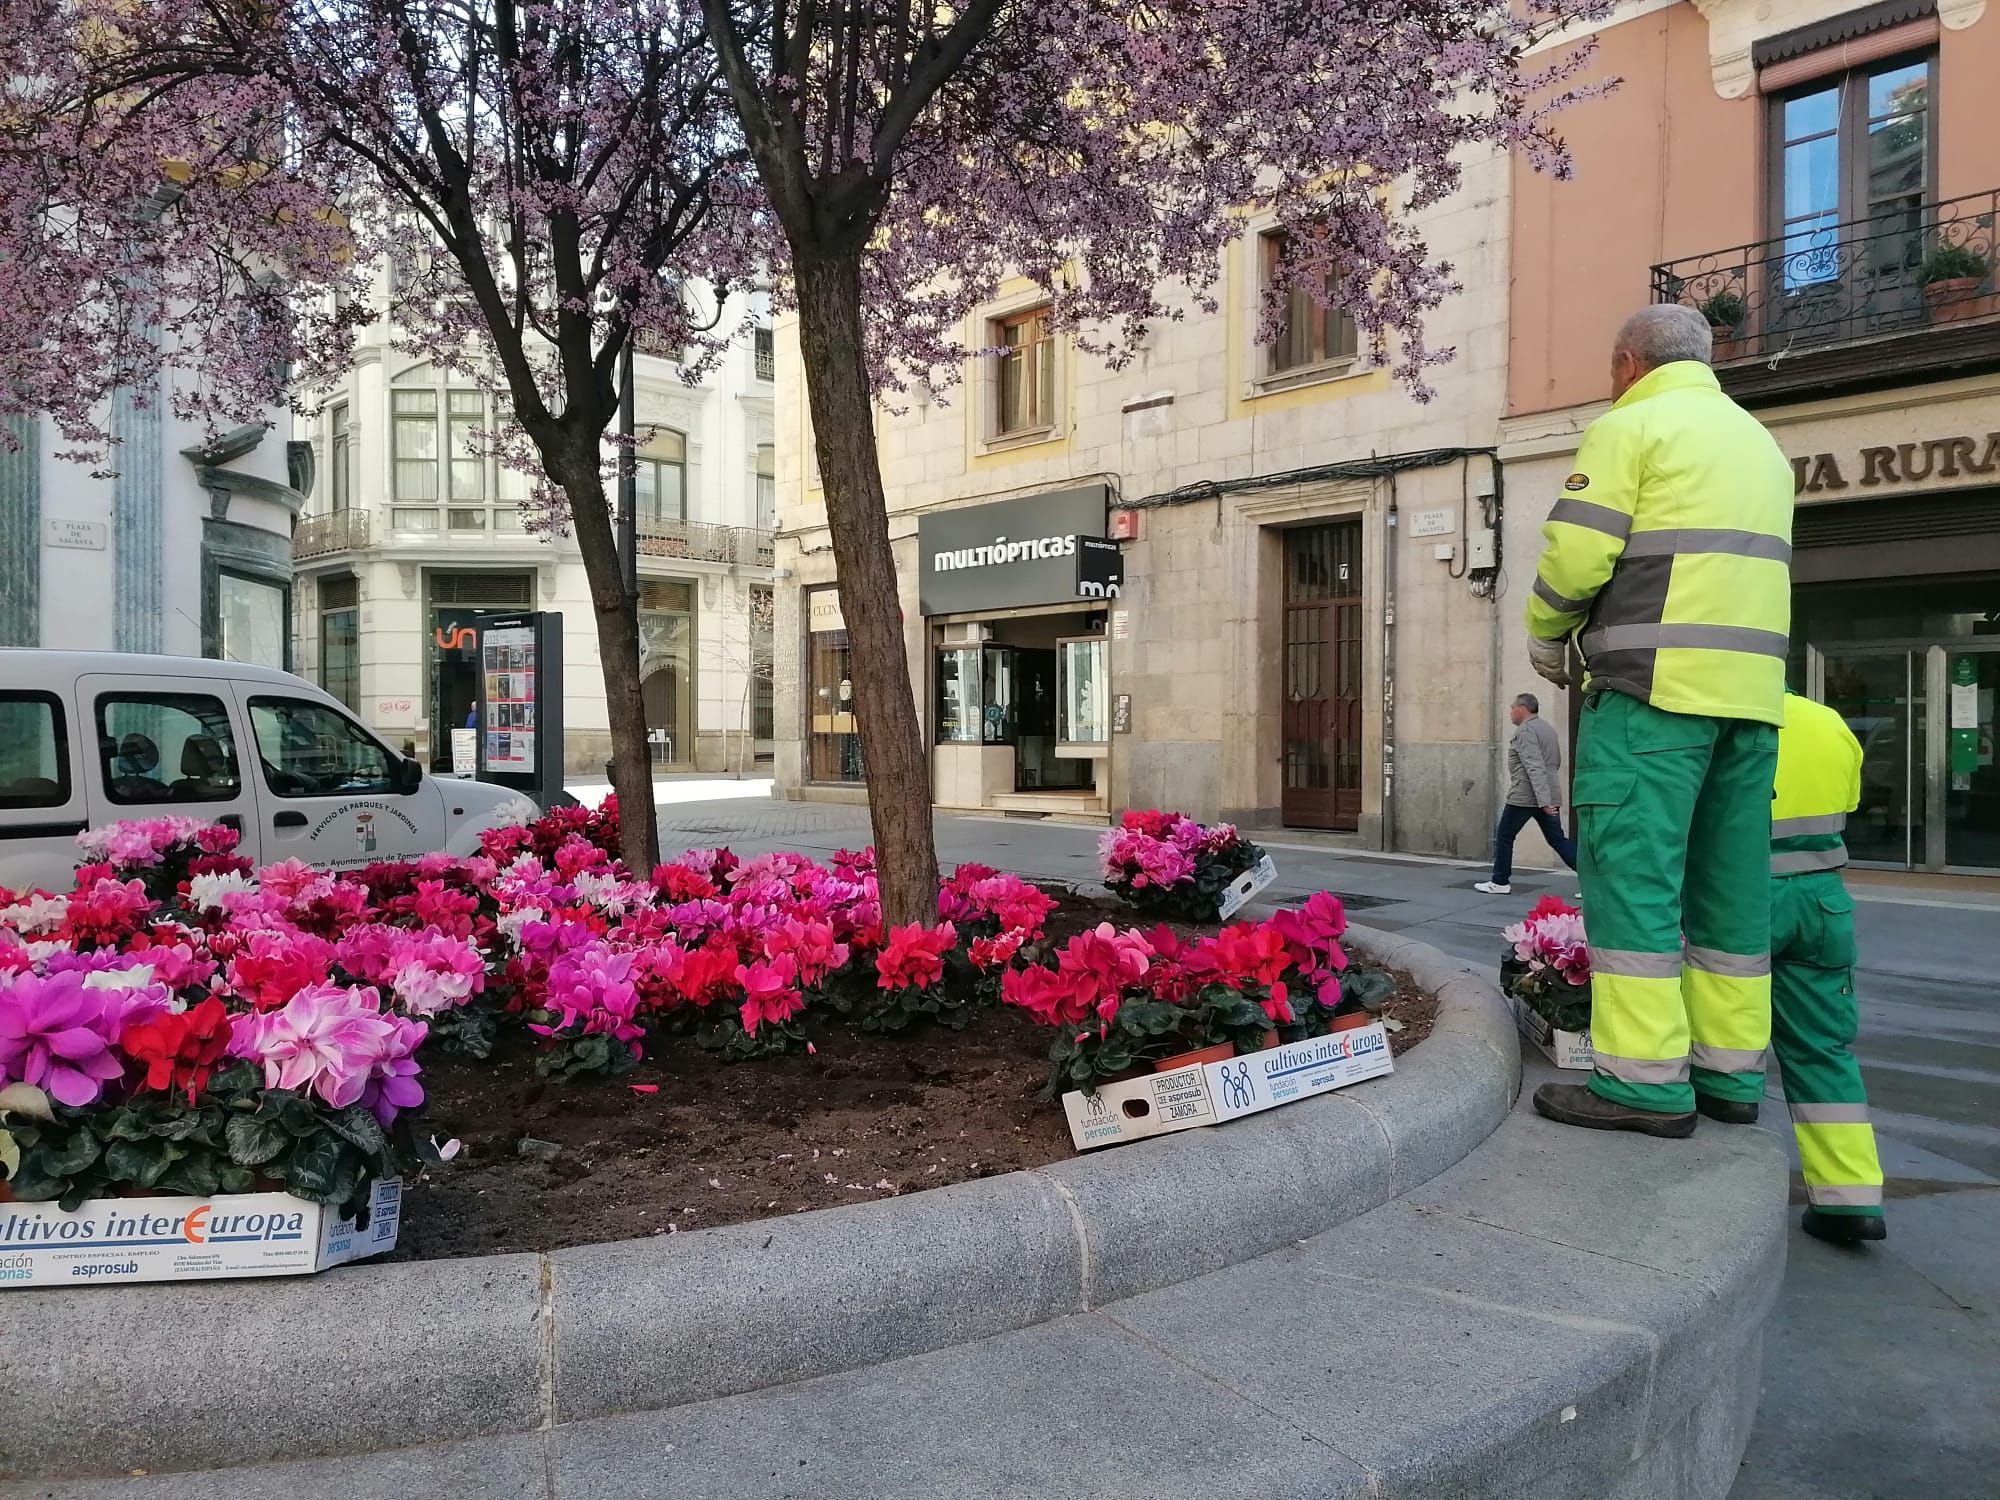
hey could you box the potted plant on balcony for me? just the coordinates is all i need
[1698,290,1749,360]
[1920,243,1997,324]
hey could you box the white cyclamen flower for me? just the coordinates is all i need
[494,797,539,829]
[188,869,258,912]
[0,894,70,937]
[495,906,547,946]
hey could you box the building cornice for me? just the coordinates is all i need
[1690,0,1984,99]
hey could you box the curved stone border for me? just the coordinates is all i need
[0,925,1518,1482]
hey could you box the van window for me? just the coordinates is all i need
[0,693,70,810]
[249,697,398,797]
[95,693,242,806]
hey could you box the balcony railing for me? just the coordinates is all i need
[635,517,775,569]
[293,508,370,559]
[1651,189,1999,394]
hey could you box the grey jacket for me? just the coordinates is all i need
[1507,715,1563,809]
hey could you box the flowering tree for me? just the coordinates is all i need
[699,0,1611,927]
[1,0,764,872]
[7,0,1610,926]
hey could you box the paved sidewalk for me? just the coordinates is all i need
[646,794,2000,1500]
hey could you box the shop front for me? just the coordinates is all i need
[1791,464,2000,873]
[919,485,1121,818]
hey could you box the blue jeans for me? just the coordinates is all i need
[1492,803,1577,884]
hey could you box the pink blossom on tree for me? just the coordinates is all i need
[3,0,1616,922]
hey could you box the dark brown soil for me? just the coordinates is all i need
[391,892,1438,1261]
[391,1002,1072,1261]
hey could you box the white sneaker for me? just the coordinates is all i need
[1474,881,1511,895]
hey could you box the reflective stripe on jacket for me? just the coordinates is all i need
[1526,361,1794,726]
[1772,692,1862,876]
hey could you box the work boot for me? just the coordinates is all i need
[1533,1082,1696,1139]
[1694,1094,1760,1125]
[1802,1208,1888,1246]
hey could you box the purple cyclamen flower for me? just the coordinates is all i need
[0,970,126,1107]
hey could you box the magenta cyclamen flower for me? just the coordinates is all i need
[542,945,644,1043]
[0,970,127,1106]
[231,983,399,1109]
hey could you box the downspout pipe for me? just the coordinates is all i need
[1383,475,1398,854]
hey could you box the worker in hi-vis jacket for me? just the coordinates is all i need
[1764,692,1887,1243]
[1524,304,1795,1140]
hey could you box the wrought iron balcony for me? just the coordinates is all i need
[635,516,775,569]
[1650,188,2000,404]
[293,508,370,559]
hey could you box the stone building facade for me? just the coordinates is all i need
[772,149,1526,858]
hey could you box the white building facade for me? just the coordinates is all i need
[290,308,778,778]
[0,376,306,663]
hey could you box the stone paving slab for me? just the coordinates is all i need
[1729,1226,2000,1500]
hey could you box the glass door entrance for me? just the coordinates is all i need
[1946,650,2000,872]
[1820,649,1925,867]
[1813,641,2000,873]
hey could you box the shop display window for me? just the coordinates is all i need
[1057,636,1108,746]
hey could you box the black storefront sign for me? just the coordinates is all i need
[1075,537,1124,599]
[917,484,1120,615]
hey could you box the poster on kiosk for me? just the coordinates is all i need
[470,610,568,809]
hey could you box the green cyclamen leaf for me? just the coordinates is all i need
[103,1137,172,1188]
[225,1112,290,1168]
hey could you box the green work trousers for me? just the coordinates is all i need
[1771,869,1884,1217]
[1572,691,1779,1115]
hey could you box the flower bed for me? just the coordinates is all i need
[1099,810,1269,921]
[1,801,1424,1260]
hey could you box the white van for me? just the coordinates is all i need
[0,651,527,893]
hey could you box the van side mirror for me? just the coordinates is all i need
[395,755,425,794]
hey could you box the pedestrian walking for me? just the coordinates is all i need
[1522,304,1795,1139]
[1474,693,1576,895]
[1762,692,1886,1242]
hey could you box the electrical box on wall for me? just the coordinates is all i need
[1465,529,1497,569]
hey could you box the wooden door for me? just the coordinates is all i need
[1281,523,1363,830]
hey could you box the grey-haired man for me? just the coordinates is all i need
[1474,693,1577,894]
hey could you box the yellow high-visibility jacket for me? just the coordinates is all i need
[1526,360,1794,725]
[1772,692,1863,875]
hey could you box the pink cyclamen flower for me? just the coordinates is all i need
[231,983,399,1109]
[875,922,957,992]
[257,858,330,905]
[736,954,802,1036]
[387,932,486,1016]
[0,970,127,1106]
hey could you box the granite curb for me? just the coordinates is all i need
[0,924,1519,1482]
[0,1077,1787,1500]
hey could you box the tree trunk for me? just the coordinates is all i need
[561,462,661,874]
[792,250,937,929]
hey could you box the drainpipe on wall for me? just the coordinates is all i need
[1480,453,1506,845]
[1382,475,1399,854]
